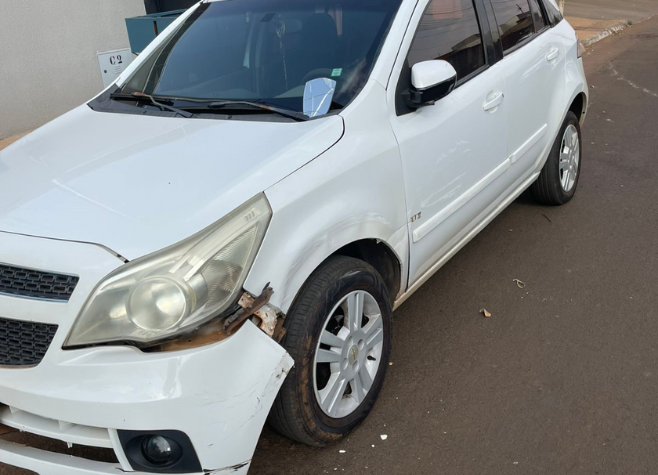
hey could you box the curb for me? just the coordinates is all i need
[581,22,628,46]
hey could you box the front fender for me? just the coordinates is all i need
[244,81,409,313]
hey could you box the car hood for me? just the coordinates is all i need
[0,106,344,260]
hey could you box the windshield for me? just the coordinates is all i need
[119,0,402,114]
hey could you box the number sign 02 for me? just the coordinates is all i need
[97,48,133,88]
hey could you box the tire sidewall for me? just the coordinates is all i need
[286,261,392,442]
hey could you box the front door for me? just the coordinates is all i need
[389,0,511,284]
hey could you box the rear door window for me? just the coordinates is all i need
[491,0,535,51]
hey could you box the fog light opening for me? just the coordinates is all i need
[142,435,175,465]
[118,429,201,473]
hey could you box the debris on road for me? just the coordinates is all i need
[339,449,346,454]
[513,279,526,289]
[380,435,388,440]
[480,308,492,318]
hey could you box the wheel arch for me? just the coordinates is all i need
[329,239,402,305]
[568,92,587,125]
[244,219,409,315]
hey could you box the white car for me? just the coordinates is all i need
[0,0,586,473]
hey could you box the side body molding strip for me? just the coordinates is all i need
[509,124,548,164]
[412,157,511,243]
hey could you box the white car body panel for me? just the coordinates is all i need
[0,106,343,260]
[0,0,588,472]
[244,80,409,311]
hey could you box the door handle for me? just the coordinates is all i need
[546,48,559,62]
[483,92,504,112]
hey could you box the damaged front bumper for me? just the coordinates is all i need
[0,232,293,475]
[0,321,293,475]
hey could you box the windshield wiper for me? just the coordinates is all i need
[110,92,193,118]
[181,101,309,122]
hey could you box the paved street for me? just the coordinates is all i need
[250,17,658,475]
[3,14,658,475]
[565,0,658,24]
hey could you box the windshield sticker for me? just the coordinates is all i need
[331,68,343,77]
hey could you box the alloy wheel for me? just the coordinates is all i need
[313,290,384,419]
[559,124,580,192]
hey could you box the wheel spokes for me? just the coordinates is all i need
[359,366,374,394]
[316,348,342,363]
[346,292,364,333]
[571,129,578,151]
[363,314,383,350]
[350,375,364,404]
[565,128,574,149]
[321,375,348,417]
[562,169,570,189]
[320,330,345,349]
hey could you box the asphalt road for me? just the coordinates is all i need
[3,16,658,475]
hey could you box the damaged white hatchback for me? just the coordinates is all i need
[0,0,587,473]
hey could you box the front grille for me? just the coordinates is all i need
[0,263,79,301]
[0,318,58,366]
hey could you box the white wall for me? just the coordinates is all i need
[0,0,146,139]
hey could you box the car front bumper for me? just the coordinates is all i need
[0,231,293,475]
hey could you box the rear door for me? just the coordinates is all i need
[491,0,567,183]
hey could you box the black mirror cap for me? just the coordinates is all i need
[404,75,457,109]
[118,430,202,473]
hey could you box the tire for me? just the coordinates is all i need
[530,111,582,205]
[269,256,392,446]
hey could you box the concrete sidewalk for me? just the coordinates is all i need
[565,0,658,45]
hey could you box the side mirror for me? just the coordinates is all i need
[406,60,457,108]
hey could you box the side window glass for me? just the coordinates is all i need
[541,0,563,25]
[407,0,486,81]
[491,0,535,51]
[528,0,547,30]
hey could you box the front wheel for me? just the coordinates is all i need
[268,256,392,446]
[531,111,582,205]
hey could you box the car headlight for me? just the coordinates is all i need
[64,194,272,348]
